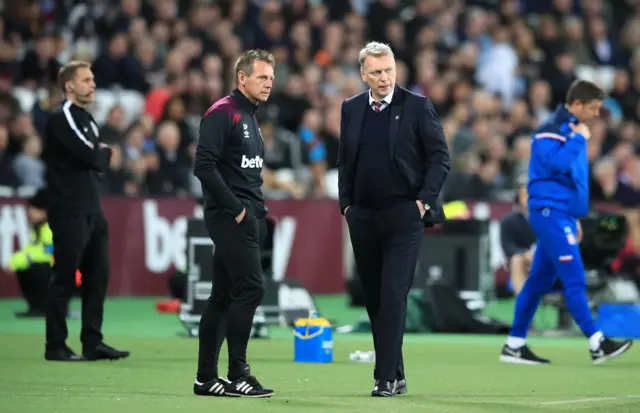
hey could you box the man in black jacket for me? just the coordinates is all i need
[192,49,274,398]
[338,42,451,397]
[42,61,129,362]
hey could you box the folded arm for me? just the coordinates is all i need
[51,107,111,172]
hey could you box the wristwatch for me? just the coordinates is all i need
[419,201,430,211]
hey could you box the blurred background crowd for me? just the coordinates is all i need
[0,0,638,206]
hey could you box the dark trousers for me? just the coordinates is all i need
[17,263,51,313]
[197,208,266,381]
[46,212,110,351]
[346,200,424,382]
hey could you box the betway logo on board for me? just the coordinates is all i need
[142,199,296,280]
[143,200,198,273]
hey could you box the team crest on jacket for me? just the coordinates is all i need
[564,226,577,245]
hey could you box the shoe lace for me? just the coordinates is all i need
[243,376,263,390]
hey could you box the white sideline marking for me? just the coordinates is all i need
[536,395,640,406]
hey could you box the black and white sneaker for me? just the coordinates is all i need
[225,375,274,398]
[193,377,232,397]
[591,338,632,365]
[499,344,551,365]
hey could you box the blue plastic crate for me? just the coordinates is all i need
[598,303,640,339]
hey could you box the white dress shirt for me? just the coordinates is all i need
[368,89,394,112]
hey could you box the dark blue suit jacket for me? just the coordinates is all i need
[337,86,451,227]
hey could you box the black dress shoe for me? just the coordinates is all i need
[395,379,407,395]
[371,380,396,397]
[83,343,130,361]
[45,346,84,361]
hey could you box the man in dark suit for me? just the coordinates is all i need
[338,42,451,397]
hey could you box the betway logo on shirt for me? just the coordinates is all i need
[241,155,263,169]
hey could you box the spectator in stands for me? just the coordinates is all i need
[93,33,129,90]
[0,123,17,187]
[99,106,126,145]
[159,95,195,158]
[146,120,191,197]
[476,24,519,108]
[121,36,155,94]
[7,112,36,155]
[19,34,60,90]
[12,133,44,189]
[145,72,185,123]
[298,108,327,198]
[586,17,623,67]
[0,0,637,208]
[0,72,20,124]
[182,69,211,117]
[31,84,62,136]
[564,17,595,66]
[449,153,500,201]
[261,120,306,199]
[100,143,136,196]
[510,135,532,179]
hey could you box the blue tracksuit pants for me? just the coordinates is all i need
[510,207,598,338]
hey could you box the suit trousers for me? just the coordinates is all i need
[46,212,110,351]
[346,200,424,381]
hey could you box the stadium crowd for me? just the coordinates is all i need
[0,0,638,206]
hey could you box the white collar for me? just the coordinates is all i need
[368,88,394,106]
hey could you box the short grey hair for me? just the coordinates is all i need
[358,42,394,69]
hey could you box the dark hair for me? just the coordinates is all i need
[233,49,275,84]
[165,72,181,85]
[565,79,605,105]
[57,60,91,93]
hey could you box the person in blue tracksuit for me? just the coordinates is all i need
[500,80,633,365]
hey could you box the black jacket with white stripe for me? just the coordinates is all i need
[42,100,111,214]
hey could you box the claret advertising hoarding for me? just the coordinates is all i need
[0,197,620,297]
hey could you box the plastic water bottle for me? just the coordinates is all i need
[349,351,375,363]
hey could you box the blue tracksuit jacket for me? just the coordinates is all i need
[527,105,589,218]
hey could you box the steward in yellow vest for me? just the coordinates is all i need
[9,189,53,318]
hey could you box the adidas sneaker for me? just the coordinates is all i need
[225,375,274,398]
[193,377,231,397]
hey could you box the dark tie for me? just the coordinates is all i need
[372,101,382,112]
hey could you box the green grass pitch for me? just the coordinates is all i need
[1,297,639,413]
